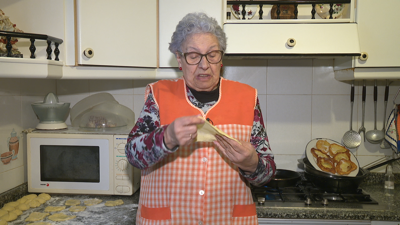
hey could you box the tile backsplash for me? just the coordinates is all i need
[1,58,399,194]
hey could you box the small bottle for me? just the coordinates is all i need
[384,163,395,196]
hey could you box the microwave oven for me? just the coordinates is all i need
[27,127,140,195]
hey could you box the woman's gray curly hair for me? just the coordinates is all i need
[169,12,227,55]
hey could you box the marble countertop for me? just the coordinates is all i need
[2,174,400,224]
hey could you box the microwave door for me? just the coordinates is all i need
[28,136,113,194]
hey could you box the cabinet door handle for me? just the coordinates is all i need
[83,48,94,58]
[287,38,296,47]
[360,52,368,61]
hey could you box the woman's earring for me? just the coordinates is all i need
[179,67,182,70]
[221,64,223,67]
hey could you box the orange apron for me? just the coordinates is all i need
[137,78,258,225]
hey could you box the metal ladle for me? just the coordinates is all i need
[380,80,391,149]
[366,80,385,144]
[342,83,361,148]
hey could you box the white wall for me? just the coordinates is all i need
[1,59,400,194]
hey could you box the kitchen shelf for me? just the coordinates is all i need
[0,31,64,78]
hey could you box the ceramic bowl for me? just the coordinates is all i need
[1,151,13,165]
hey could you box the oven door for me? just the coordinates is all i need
[27,133,114,195]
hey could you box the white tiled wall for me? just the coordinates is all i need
[1,59,399,194]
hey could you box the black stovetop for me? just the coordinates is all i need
[252,180,378,207]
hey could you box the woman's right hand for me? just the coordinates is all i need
[164,115,204,149]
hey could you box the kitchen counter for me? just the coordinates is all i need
[1,173,399,224]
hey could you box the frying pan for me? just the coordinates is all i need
[265,169,301,188]
[298,157,400,192]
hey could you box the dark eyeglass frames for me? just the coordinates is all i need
[178,50,224,65]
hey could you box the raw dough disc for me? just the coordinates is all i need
[84,199,102,206]
[34,197,46,204]
[38,193,51,201]
[65,199,81,206]
[25,212,49,222]
[0,209,7,217]
[17,198,27,204]
[48,213,76,222]
[27,222,52,225]
[196,117,239,143]
[10,209,22,216]
[69,206,86,212]
[17,204,29,211]
[0,212,17,222]
[23,194,37,200]
[0,219,7,225]
[1,206,14,212]
[4,202,19,208]
[28,199,41,208]
[44,206,66,212]
[105,199,124,207]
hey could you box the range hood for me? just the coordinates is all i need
[223,0,361,59]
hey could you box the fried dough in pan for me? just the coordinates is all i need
[333,151,351,163]
[336,159,358,175]
[329,143,349,156]
[317,157,336,174]
[311,148,331,159]
[316,140,330,152]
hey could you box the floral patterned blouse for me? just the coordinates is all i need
[125,85,275,186]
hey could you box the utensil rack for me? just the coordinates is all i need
[225,0,354,23]
[0,30,63,61]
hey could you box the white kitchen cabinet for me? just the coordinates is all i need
[334,0,400,80]
[75,0,157,68]
[355,0,400,68]
[159,0,224,68]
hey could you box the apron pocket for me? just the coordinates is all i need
[141,205,171,220]
[232,204,257,217]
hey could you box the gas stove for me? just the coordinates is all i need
[251,179,382,209]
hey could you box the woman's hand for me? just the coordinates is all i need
[164,115,204,149]
[213,135,259,174]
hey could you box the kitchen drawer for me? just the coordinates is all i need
[224,23,360,56]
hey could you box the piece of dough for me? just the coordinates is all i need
[0,210,7,217]
[25,212,49,222]
[34,197,46,204]
[65,199,81,206]
[0,218,7,225]
[0,212,17,222]
[105,199,124,207]
[48,213,76,222]
[17,204,29,211]
[23,194,38,200]
[4,202,19,208]
[10,209,22,216]
[44,206,66,212]
[27,222,52,225]
[38,193,51,201]
[196,117,239,143]
[16,198,27,204]
[69,206,86,212]
[83,199,102,206]
[1,206,14,212]
[28,199,41,208]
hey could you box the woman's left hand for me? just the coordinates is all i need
[213,135,259,174]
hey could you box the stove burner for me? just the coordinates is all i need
[252,179,378,207]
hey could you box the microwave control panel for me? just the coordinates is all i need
[113,135,141,195]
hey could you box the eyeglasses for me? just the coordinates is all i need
[179,50,224,65]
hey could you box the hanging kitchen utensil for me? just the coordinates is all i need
[381,80,391,149]
[366,80,384,144]
[384,87,400,154]
[358,81,366,141]
[342,83,361,148]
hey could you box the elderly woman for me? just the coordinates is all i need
[126,12,275,225]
